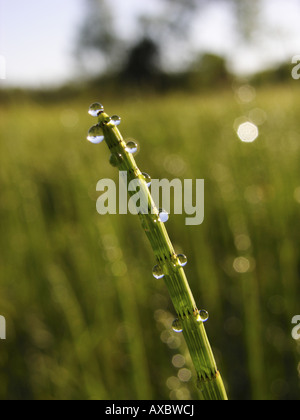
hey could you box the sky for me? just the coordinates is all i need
[0,0,85,87]
[0,0,300,88]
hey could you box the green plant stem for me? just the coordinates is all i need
[94,110,228,401]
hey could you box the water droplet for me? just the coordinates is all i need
[197,310,209,323]
[109,153,123,167]
[142,173,151,187]
[88,103,104,117]
[172,319,183,333]
[87,125,104,144]
[110,115,121,126]
[177,254,188,267]
[152,265,164,279]
[125,141,138,154]
[158,209,169,223]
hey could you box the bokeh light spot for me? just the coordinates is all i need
[237,122,259,143]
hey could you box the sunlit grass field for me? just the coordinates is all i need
[0,83,300,400]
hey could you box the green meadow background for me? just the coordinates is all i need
[0,83,300,400]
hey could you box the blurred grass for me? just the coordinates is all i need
[0,83,300,400]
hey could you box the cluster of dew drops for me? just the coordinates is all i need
[87,102,169,225]
[171,310,209,334]
[87,102,209,334]
[87,102,121,144]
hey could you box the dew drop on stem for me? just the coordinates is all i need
[177,254,188,267]
[125,141,138,154]
[88,103,104,117]
[158,209,169,223]
[152,265,164,279]
[110,115,121,126]
[197,310,209,323]
[87,125,104,144]
[142,173,152,187]
[172,319,183,333]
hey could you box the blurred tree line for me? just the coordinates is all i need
[0,0,293,104]
[75,0,269,89]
